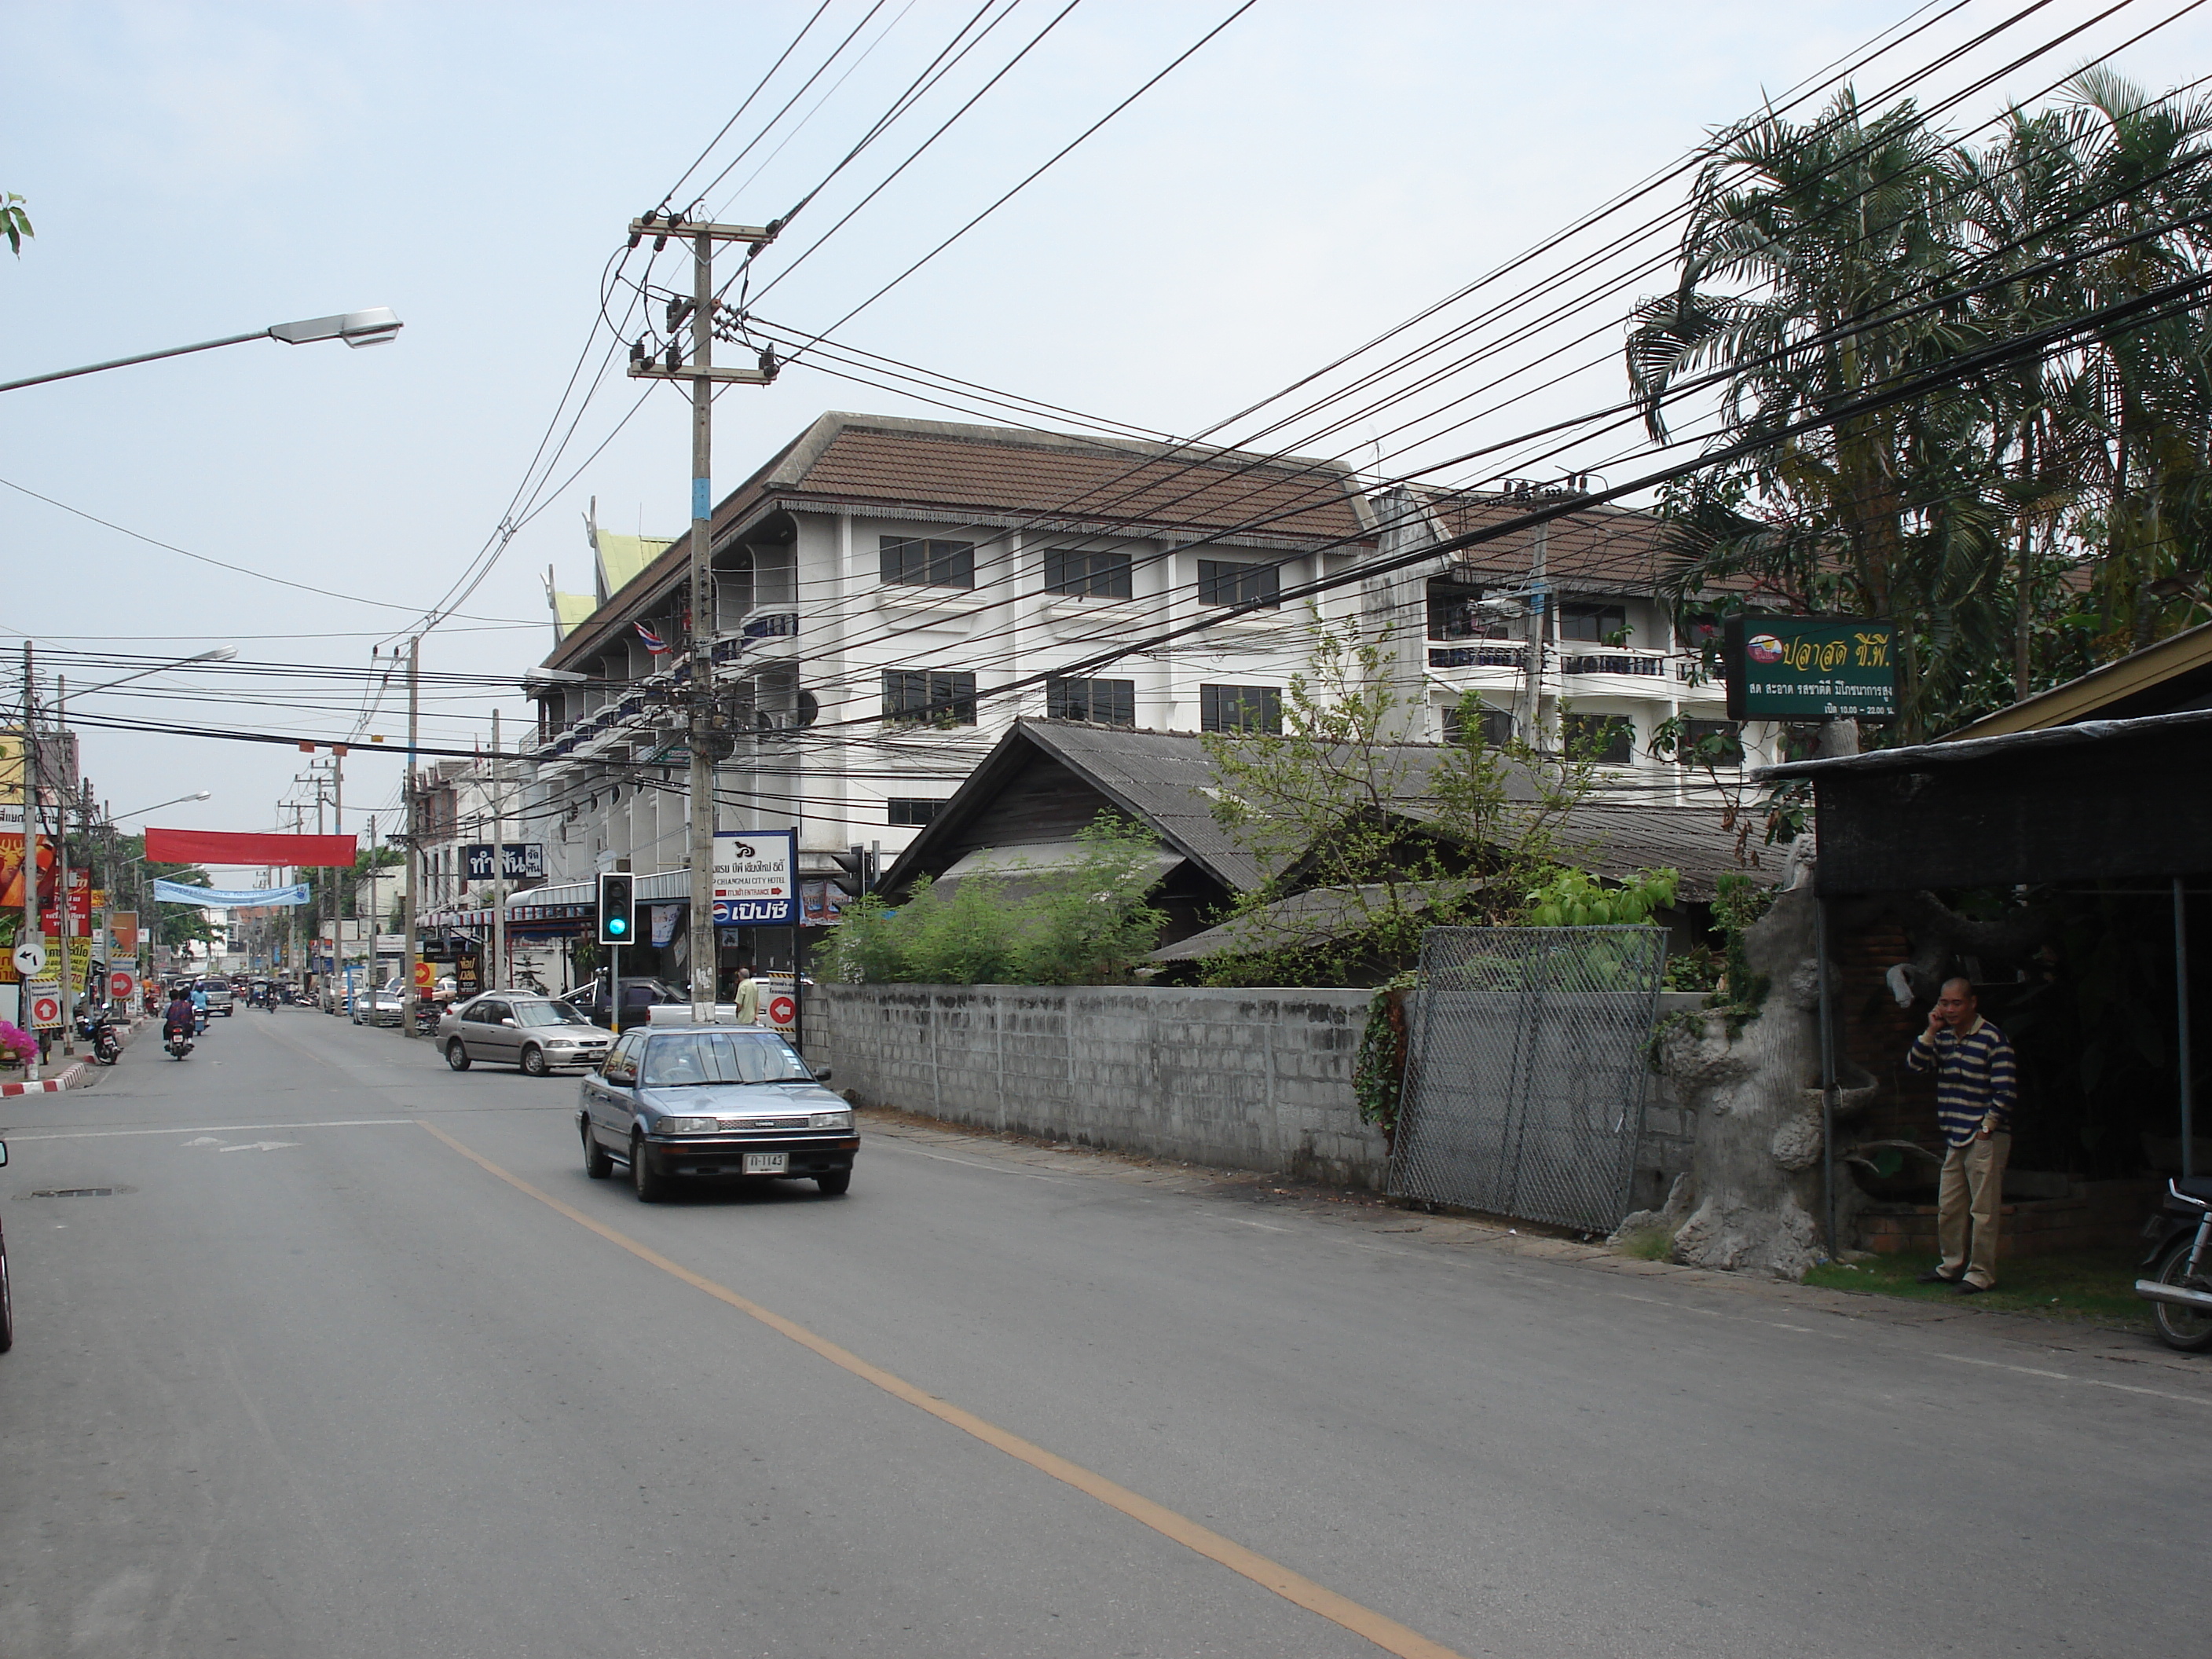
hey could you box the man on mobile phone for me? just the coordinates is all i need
[1905,976,2018,1293]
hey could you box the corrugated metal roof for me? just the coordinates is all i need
[884,719,1763,904]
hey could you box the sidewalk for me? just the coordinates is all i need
[0,1016,142,1097]
[858,1104,2212,1393]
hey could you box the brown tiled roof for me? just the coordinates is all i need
[787,421,1371,546]
[545,412,1372,671]
[1414,488,1760,597]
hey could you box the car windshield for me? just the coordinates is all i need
[640,1031,813,1088]
[515,1000,591,1027]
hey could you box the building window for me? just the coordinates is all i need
[888,799,944,827]
[1444,704,1514,748]
[880,535,975,590]
[1558,602,1628,643]
[1046,676,1137,727]
[1199,684,1282,734]
[1427,580,1507,640]
[1045,547,1133,599]
[1675,718,1745,768]
[882,670,978,727]
[1197,558,1280,608]
[1564,713,1635,765]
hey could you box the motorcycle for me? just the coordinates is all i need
[163,1028,195,1061]
[73,1011,120,1067]
[2135,1175,2212,1352]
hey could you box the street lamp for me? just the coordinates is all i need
[0,310,403,394]
[112,789,211,822]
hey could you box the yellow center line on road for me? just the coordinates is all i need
[415,1118,1469,1659]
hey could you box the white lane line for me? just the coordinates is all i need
[3,1118,412,1142]
[1936,1351,2212,1407]
[1225,1217,1295,1233]
[219,1141,302,1153]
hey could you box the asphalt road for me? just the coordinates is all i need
[0,1009,2205,1658]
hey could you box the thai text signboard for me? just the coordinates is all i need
[712,830,796,926]
[1724,617,1898,721]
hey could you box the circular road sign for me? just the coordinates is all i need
[13,938,48,977]
[767,994,796,1027]
[29,991,62,1027]
[109,969,136,1002]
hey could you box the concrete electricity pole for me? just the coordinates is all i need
[624,208,778,1022]
[403,636,421,1037]
[18,642,39,1078]
[490,708,505,994]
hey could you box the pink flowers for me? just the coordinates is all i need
[0,1020,38,1066]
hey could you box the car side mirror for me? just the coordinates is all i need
[0,1139,9,1167]
[811,1066,833,1083]
[501,1017,518,1027]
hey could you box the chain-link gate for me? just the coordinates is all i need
[1389,926,1668,1232]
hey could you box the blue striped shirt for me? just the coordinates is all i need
[1906,1018,2018,1146]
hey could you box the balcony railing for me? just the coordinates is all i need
[1558,649,1664,677]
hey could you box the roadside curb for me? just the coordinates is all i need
[0,1059,90,1096]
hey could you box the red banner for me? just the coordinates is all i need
[145,828,359,868]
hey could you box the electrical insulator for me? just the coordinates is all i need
[663,341,682,372]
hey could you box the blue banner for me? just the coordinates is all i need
[154,879,313,908]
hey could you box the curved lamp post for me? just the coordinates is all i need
[0,309,402,394]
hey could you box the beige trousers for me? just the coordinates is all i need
[1937,1132,2012,1289]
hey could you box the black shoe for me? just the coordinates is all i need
[1917,1269,1961,1284]
[1956,1280,1994,1295]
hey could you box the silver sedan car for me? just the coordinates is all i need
[438,993,615,1077]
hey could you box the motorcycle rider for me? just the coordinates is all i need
[189,982,209,1033]
[163,990,196,1046]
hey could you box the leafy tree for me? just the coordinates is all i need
[1196,617,1595,987]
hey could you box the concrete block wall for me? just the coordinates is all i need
[813,984,1695,1199]
[811,984,1389,1187]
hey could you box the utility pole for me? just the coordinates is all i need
[403,636,421,1037]
[624,207,778,1022]
[1522,520,1548,748]
[53,676,73,1053]
[18,642,38,1079]
[491,708,506,993]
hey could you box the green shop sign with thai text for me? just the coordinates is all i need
[1723,617,1896,720]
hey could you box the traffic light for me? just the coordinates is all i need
[830,844,877,897]
[596,872,635,946]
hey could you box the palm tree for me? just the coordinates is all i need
[1626,89,2003,740]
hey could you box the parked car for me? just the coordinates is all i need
[350,977,406,1027]
[563,975,687,1031]
[579,1024,855,1200]
[200,979,234,1017]
[438,993,615,1076]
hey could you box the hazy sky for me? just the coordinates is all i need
[6,0,2206,866]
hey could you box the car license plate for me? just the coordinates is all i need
[742,1152,788,1175]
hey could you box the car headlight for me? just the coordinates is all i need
[809,1110,853,1130]
[656,1115,717,1135]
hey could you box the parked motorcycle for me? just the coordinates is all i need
[73,1011,120,1066]
[2135,1176,2212,1352]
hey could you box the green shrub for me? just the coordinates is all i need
[819,815,1166,987]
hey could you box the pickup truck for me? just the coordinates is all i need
[200,980,235,1017]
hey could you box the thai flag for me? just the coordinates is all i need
[635,621,668,654]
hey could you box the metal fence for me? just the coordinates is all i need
[1389,926,1668,1232]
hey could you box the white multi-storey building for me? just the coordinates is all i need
[515,411,1377,981]
[1364,482,1776,795]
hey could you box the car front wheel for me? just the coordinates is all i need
[581,1119,613,1179]
[520,1045,549,1078]
[445,1040,471,1071]
[631,1135,668,1203]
